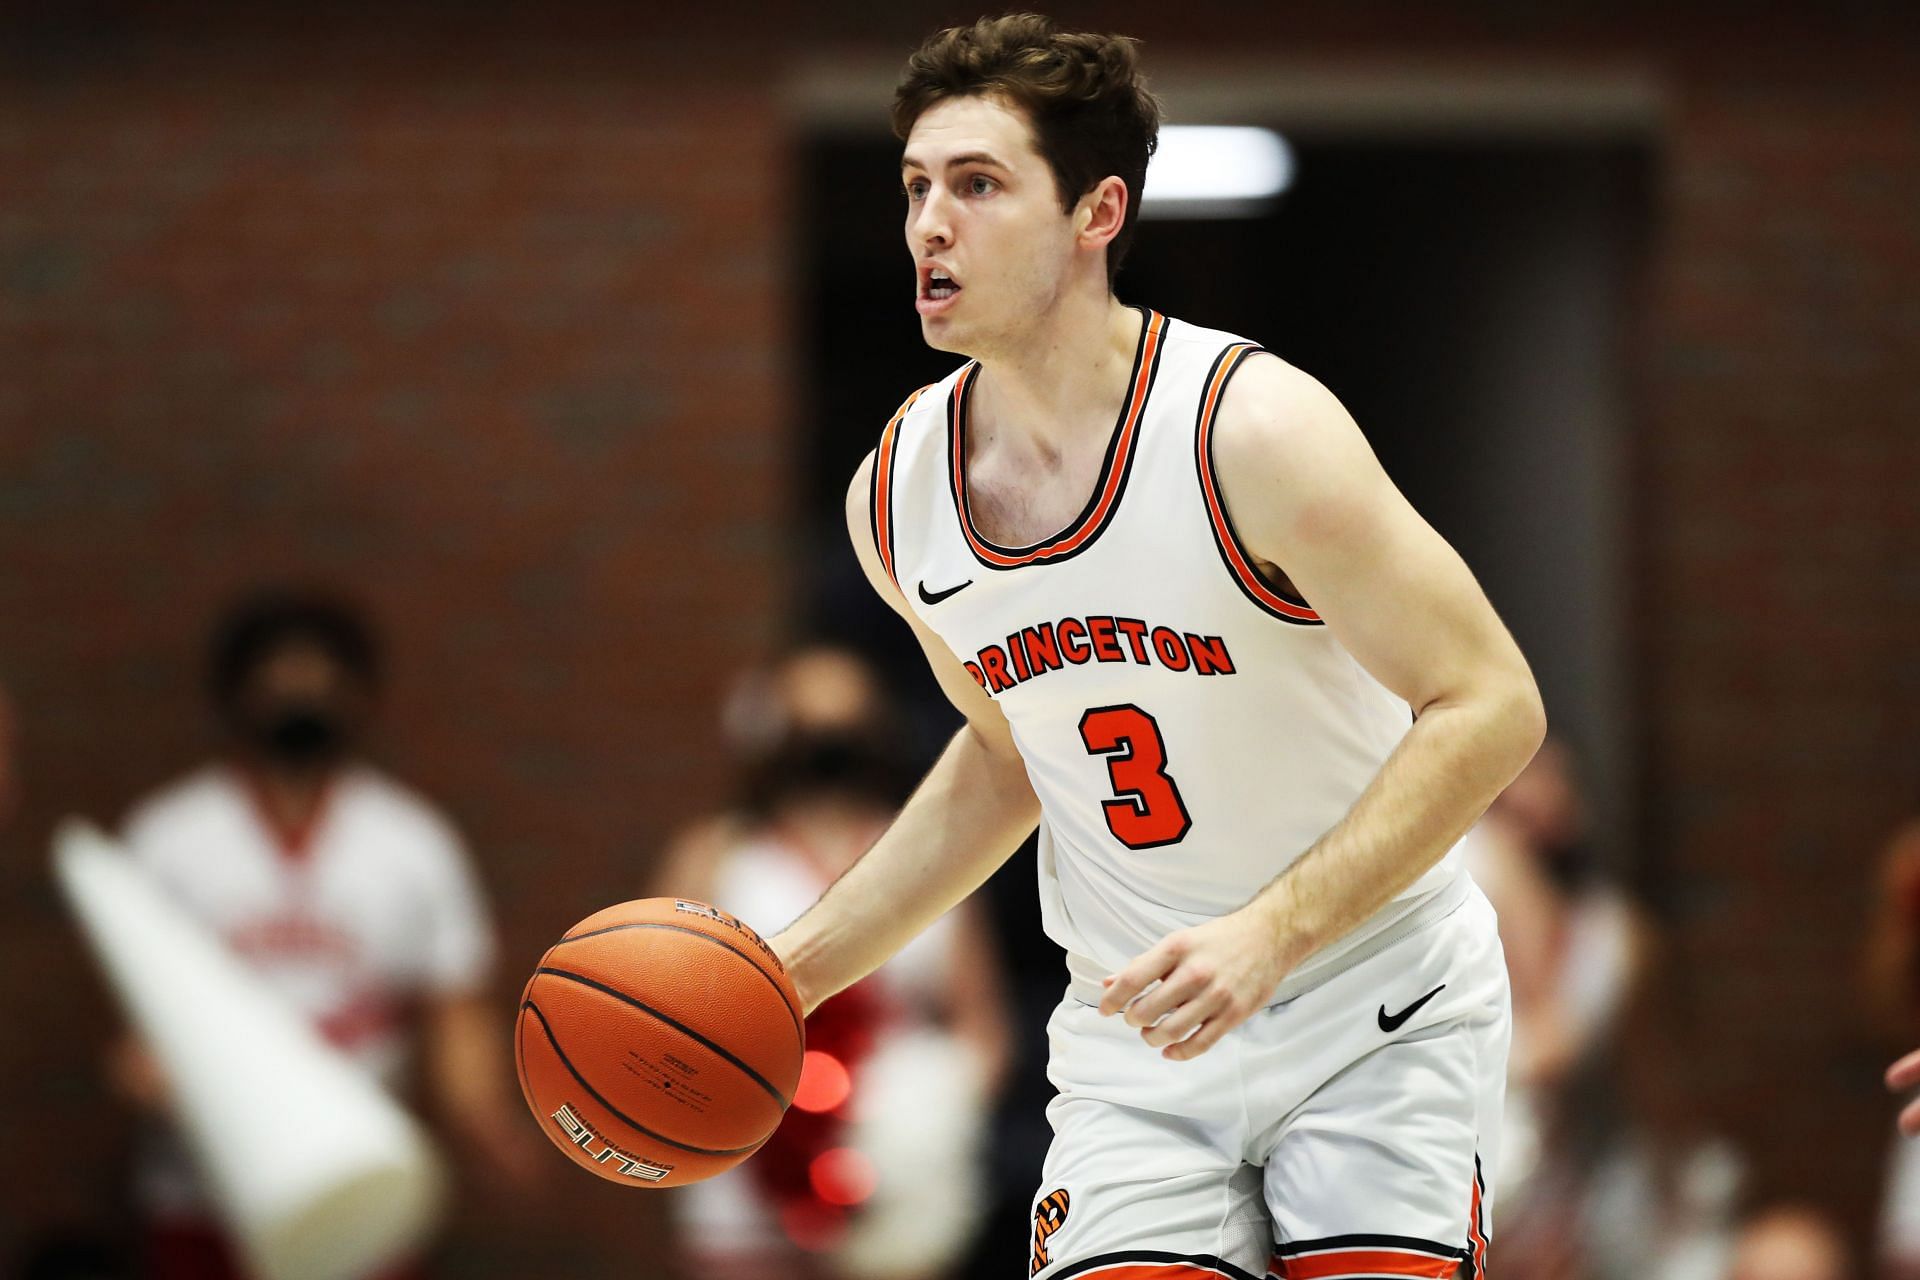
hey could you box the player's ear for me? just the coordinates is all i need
[1075,176,1128,253]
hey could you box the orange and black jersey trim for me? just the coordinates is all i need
[1045,1251,1265,1280]
[1194,343,1324,627]
[948,307,1168,570]
[1464,1156,1490,1278]
[1268,1235,1467,1279]
[870,383,934,591]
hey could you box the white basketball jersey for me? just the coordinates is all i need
[873,308,1466,994]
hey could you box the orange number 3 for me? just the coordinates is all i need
[1078,704,1192,849]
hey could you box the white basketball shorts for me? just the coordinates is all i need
[1027,882,1510,1279]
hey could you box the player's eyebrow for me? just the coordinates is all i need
[900,150,1009,173]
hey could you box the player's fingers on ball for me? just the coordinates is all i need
[1891,1047,1920,1092]
[1903,1096,1920,1139]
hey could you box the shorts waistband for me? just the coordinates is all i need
[1063,872,1472,1010]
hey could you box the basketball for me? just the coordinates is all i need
[516,897,806,1187]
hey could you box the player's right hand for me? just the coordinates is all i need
[1098,907,1297,1062]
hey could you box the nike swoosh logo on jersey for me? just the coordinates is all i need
[1377,983,1447,1033]
[917,578,973,605]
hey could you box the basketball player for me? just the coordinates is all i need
[768,16,1546,1279]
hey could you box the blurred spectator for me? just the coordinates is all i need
[1722,1204,1849,1280]
[108,588,535,1280]
[1466,736,1737,1280]
[1477,738,1650,1102]
[652,646,1010,1280]
[1866,817,1920,1276]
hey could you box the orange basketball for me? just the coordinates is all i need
[515,897,805,1187]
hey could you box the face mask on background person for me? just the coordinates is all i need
[246,702,351,768]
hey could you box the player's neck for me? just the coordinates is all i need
[971,292,1140,456]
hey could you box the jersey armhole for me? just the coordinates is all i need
[1193,344,1325,626]
[870,384,933,591]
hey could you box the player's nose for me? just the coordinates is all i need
[911,187,953,249]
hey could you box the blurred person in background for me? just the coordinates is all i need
[1468,737,1734,1280]
[1866,813,1920,1277]
[107,589,535,1280]
[652,645,1010,1280]
[1721,1204,1849,1280]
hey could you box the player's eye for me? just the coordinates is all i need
[968,174,997,195]
[904,179,928,200]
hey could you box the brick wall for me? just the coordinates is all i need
[1637,42,1920,1230]
[0,29,790,1268]
[1,2,1916,1268]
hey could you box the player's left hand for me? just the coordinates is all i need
[1099,909,1297,1061]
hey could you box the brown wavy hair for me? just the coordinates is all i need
[892,13,1162,287]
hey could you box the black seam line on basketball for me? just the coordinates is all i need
[535,966,790,1109]
[950,306,1161,569]
[513,987,532,1103]
[520,1000,766,1157]
[1192,343,1325,628]
[1271,1233,1468,1259]
[1050,1249,1262,1280]
[551,922,804,1053]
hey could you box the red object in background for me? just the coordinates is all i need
[750,976,895,1249]
[808,1147,877,1207]
[792,1050,854,1114]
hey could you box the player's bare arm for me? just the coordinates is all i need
[1101,354,1547,1059]
[768,451,1041,1015]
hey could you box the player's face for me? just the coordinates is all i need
[901,94,1080,356]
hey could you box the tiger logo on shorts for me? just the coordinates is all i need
[1030,1187,1071,1275]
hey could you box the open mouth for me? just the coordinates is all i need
[920,265,961,302]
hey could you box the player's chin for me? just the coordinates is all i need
[918,308,966,345]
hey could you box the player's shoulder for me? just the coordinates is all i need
[1204,341,1354,466]
[1154,311,1256,355]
